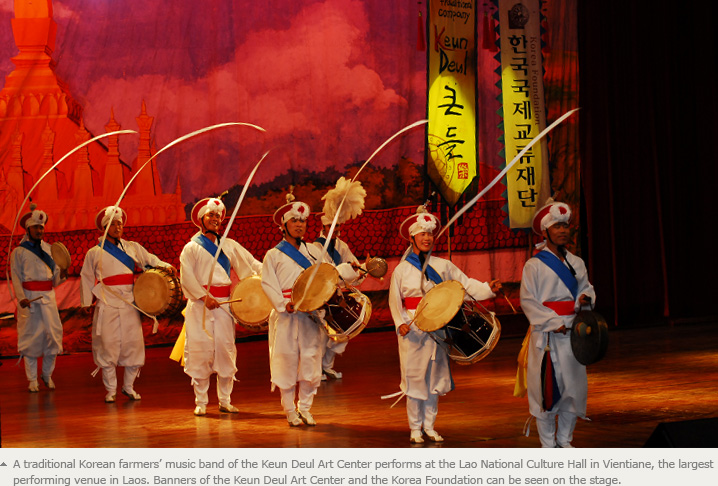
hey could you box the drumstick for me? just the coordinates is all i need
[499,288,518,314]
[220,298,243,305]
[27,296,43,304]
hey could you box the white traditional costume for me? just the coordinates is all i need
[10,207,66,391]
[262,194,357,426]
[80,206,172,402]
[312,177,367,379]
[388,208,495,443]
[180,198,262,415]
[519,201,596,448]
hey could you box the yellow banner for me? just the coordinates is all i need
[498,0,550,228]
[427,0,477,206]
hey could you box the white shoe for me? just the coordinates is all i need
[321,374,327,381]
[122,388,141,400]
[298,410,317,426]
[219,403,239,413]
[194,405,207,416]
[105,392,116,403]
[287,410,303,427]
[557,442,574,448]
[41,376,56,390]
[28,380,39,393]
[424,429,444,442]
[323,368,343,379]
[410,430,424,444]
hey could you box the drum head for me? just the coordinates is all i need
[134,270,171,315]
[50,242,71,270]
[230,276,272,327]
[414,280,465,332]
[571,310,609,365]
[293,263,339,312]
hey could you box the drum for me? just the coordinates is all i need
[292,263,339,313]
[320,288,372,342]
[50,242,71,270]
[133,267,184,318]
[229,275,272,331]
[413,280,501,365]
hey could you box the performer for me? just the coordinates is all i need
[10,204,68,392]
[262,192,358,426]
[180,197,262,416]
[388,206,500,444]
[520,200,596,448]
[312,177,367,380]
[80,206,174,403]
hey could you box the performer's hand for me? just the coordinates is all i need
[168,266,179,276]
[202,295,220,310]
[60,268,68,280]
[398,324,410,336]
[19,299,30,309]
[489,279,502,293]
[554,325,568,335]
[578,294,592,306]
[285,301,295,314]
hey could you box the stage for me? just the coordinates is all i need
[1,322,717,448]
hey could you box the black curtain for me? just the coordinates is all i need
[578,1,718,326]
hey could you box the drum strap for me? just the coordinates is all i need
[275,240,312,269]
[533,250,578,299]
[405,253,442,284]
[20,241,55,272]
[22,280,53,291]
[99,239,139,273]
[315,237,342,265]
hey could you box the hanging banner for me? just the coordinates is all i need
[498,0,550,228]
[427,0,477,206]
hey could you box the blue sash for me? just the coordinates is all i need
[99,240,137,273]
[276,240,312,269]
[192,234,231,277]
[533,250,578,300]
[315,237,342,266]
[405,252,443,284]
[20,241,56,272]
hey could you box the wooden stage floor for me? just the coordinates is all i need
[1,322,717,448]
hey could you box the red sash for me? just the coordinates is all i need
[403,297,422,310]
[203,285,231,298]
[542,300,575,316]
[282,289,292,299]
[22,280,53,291]
[102,274,135,286]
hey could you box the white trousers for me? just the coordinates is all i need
[193,376,235,407]
[280,381,316,413]
[406,393,439,431]
[536,412,578,447]
[24,355,57,382]
[102,365,141,394]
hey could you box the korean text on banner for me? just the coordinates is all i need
[498,0,550,228]
[427,0,477,206]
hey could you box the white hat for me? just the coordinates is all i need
[399,206,441,240]
[191,198,226,228]
[532,199,571,235]
[20,204,48,229]
[96,206,127,230]
[273,190,310,226]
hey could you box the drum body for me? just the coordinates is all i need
[133,267,184,318]
[414,280,501,365]
[229,275,272,331]
[444,304,501,365]
[318,288,372,342]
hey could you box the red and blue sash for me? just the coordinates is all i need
[192,234,231,278]
[99,240,138,273]
[20,241,55,272]
[533,250,578,300]
[276,240,312,269]
[314,237,342,266]
[405,252,442,284]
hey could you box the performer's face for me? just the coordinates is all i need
[412,231,434,253]
[202,211,222,233]
[323,224,340,238]
[107,219,123,239]
[545,222,570,246]
[286,218,306,239]
[27,224,44,241]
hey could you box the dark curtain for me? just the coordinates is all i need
[578,1,718,326]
